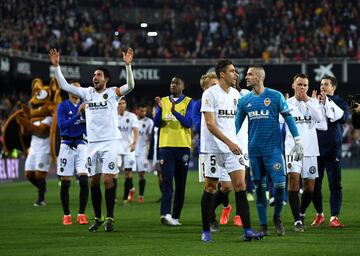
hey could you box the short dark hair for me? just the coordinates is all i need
[138,103,147,108]
[215,59,233,79]
[173,75,185,85]
[321,75,337,87]
[293,73,309,82]
[95,67,111,83]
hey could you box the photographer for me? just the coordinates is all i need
[349,97,360,129]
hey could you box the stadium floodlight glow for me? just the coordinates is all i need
[140,23,148,28]
[147,31,158,37]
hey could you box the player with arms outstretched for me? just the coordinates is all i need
[49,48,135,232]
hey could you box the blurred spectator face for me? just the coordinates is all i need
[92,70,108,91]
[292,77,309,99]
[201,78,218,91]
[320,79,336,96]
[169,77,184,97]
[245,67,261,88]
[137,106,147,118]
[117,99,127,114]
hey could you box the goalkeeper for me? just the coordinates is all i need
[235,67,303,236]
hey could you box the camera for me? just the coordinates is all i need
[347,95,360,109]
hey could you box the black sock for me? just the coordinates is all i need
[91,185,102,218]
[222,191,230,208]
[123,178,132,200]
[129,176,134,188]
[235,191,251,229]
[60,180,71,215]
[139,179,146,196]
[211,189,224,222]
[201,191,215,232]
[37,178,46,202]
[78,176,89,214]
[213,189,224,208]
[113,178,118,191]
[300,191,313,215]
[288,191,300,221]
[105,185,116,218]
[28,175,39,189]
[312,180,323,214]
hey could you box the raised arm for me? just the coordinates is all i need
[116,48,135,96]
[49,49,85,98]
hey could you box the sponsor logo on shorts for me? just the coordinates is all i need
[287,162,292,169]
[273,162,281,171]
[239,157,245,166]
[309,166,316,174]
[182,154,189,162]
[38,163,44,169]
[210,167,216,174]
[103,93,108,99]
[264,98,271,106]
[130,160,135,166]
[108,162,115,170]
[160,159,164,165]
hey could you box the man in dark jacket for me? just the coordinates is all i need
[311,75,348,228]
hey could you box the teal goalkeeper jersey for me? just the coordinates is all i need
[235,87,291,157]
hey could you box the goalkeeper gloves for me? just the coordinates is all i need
[289,137,304,161]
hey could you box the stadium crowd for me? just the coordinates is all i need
[1,0,360,60]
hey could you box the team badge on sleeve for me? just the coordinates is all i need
[264,98,271,106]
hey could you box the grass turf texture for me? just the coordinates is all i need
[1,169,360,256]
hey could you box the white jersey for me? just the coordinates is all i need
[75,87,121,143]
[28,116,52,154]
[135,116,154,156]
[200,84,240,153]
[283,97,325,156]
[237,89,250,158]
[117,110,139,154]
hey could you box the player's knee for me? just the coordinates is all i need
[139,172,145,180]
[25,171,34,179]
[220,182,232,193]
[35,171,47,179]
[125,170,132,178]
[232,180,246,191]
[90,175,101,187]
[204,183,217,194]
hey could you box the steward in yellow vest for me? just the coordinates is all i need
[153,76,194,225]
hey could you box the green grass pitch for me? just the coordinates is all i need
[1,169,360,256]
